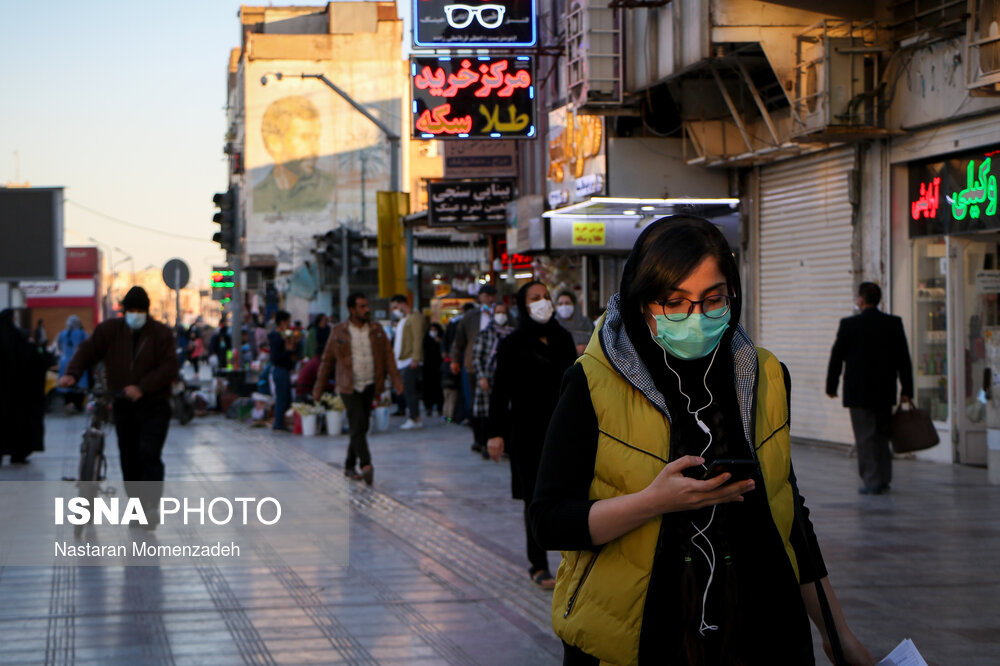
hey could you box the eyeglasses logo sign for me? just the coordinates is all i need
[413,0,536,48]
[443,4,506,30]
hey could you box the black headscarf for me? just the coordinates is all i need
[515,280,565,337]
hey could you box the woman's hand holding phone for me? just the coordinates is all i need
[641,455,755,515]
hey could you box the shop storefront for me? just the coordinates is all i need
[543,197,740,316]
[756,147,857,446]
[893,134,1000,467]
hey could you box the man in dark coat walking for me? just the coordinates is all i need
[826,282,914,494]
[58,287,179,517]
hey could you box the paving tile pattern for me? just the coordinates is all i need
[0,410,998,665]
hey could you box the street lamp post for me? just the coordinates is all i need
[261,72,408,317]
[88,237,115,319]
[115,246,135,284]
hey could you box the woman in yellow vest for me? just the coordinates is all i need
[531,217,873,665]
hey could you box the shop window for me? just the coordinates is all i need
[914,238,949,422]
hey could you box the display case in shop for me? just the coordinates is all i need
[913,238,949,423]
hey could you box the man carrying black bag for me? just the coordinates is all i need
[58,286,179,521]
[826,282,914,495]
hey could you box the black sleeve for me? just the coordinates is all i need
[270,331,291,366]
[825,320,847,396]
[529,363,600,551]
[895,317,914,398]
[787,462,828,584]
[486,336,512,440]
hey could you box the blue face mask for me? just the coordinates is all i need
[651,311,731,360]
[125,313,147,330]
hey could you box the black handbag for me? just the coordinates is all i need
[890,403,940,454]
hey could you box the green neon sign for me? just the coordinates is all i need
[951,157,998,221]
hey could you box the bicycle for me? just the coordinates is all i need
[71,390,120,537]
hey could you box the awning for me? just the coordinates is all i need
[543,197,740,252]
[362,245,488,265]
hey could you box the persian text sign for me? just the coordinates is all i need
[428,180,514,227]
[413,0,537,48]
[572,222,606,246]
[444,140,517,178]
[412,56,535,140]
[909,147,1000,237]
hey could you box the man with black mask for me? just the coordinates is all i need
[58,286,179,520]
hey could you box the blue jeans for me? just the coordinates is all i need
[273,366,291,429]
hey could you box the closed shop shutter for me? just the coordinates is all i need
[759,147,856,445]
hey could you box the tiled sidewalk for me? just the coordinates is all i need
[1,409,997,665]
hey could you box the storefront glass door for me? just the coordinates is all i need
[913,238,949,424]
[951,234,1000,466]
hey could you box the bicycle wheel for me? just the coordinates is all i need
[78,429,105,483]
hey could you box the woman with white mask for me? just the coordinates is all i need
[470,302,515,458]
[486,281,577,588]
[555,291,593,356]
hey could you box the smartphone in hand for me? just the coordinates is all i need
[701,458,759,482]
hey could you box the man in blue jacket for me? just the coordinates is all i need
[826,282,914,494]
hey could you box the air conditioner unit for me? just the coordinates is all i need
[792,22,883,139]
[565,0,623,109]
[967,0,1000,91]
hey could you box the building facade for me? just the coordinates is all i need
[527,0,1000,466]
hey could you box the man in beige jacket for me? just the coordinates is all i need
[390,294,428,430]
[313,293,402,484]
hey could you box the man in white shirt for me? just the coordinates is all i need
[390,294,428,430]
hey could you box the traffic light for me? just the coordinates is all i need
[313,230,342,288]
[211,267,235,303]
[345,228,367,275]
[212,188,237,252]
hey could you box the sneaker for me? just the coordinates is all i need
[360,465,374,486]
[400,418,423,430]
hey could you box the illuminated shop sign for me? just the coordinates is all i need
[413,0,536,48]
[909,148,1000,237]
[428,180,514,227]
[412,56,536,140]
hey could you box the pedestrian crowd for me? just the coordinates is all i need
[1,213,918,665]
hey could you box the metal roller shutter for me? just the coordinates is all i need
[759,147,856,445]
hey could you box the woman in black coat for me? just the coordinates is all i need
[486,281,577,588]
[0,309,48,465]
[422,322,445,416]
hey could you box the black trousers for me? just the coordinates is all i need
[341,384,376,470]
[403,366,422,420]
[113,398,171,515]
[849,406,893,490]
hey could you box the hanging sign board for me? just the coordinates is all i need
[412,56,536,140]
[412,0,537,48]
[444,140,518,178]
[428,180,515,227]
[909,146,1000,237]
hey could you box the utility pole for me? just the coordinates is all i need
[340,224,349,322]
[231,184,243,356]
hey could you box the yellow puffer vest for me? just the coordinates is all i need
[550,329,796,666]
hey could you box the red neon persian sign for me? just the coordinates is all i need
[412,56,536,140]
[911,177,941,220]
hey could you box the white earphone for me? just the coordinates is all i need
[654,333,723,635]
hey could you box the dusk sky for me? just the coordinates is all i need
[0,2,322,286]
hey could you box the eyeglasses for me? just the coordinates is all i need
[444,4,506,30]
[655,295,734,322]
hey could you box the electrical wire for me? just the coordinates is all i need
[65,199,214,243]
